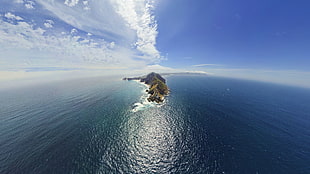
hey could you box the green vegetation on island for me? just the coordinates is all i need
[123,72,169,103]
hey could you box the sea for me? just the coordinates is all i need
[0,75,309,174]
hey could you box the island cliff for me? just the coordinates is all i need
[123,72,169,103]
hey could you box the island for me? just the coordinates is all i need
[123,72,169,103]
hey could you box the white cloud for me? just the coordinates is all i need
[0,1,164,78]
[36,0,132,40]
[0,17,145,70]
[192,64,223,67]
[70,28,77,34]
[183,70,209,74]
[111,0,160,59]
[82,0,90,10]
[4,12,23,20]
[82,1,88,5]
[13,0,35,9]
[25,4,34,9]
[36,0,161,62]
[44,20,54,28]
[25,1,35,9]
[64,0,79,7]
[109,42,115,49]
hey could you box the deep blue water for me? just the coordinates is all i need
[0,76,309,173]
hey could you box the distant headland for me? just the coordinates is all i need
[123,72,169,103]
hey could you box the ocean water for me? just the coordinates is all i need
[0,75,309,173]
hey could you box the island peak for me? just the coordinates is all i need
[123,72,169,103]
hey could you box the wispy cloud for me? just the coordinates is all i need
[14,0,24,4]
[35,0,160,61]
[0,14,139,70]
[0,0,162,74]
[192,64,223,67]
[4,12,23,20]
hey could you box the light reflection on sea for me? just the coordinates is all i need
[1,76,310,173]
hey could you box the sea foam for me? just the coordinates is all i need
[131,80,164,112]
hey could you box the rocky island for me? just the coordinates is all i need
[123,72,169,103]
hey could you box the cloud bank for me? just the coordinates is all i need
[0,0,161,74]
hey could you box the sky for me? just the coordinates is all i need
[0,0,310,87]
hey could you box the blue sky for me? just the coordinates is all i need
[156,0,310,71]
[0,0,309,87]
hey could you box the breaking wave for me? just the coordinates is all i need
[132,81,164,112]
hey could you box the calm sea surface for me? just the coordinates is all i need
[0,76,309,173]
